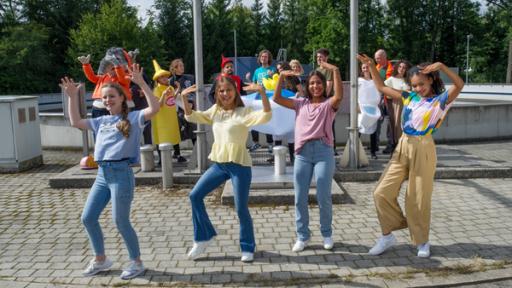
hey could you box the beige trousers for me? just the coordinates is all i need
[373,134,436,245]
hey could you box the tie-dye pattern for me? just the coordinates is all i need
[401,90,451,136]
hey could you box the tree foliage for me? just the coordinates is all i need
[67,0,164,86]
[0,23,54,93]
[0,0,511,93]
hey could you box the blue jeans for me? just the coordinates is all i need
[294,139,335,241]
[189,162,255,252]
[81,160,141,260]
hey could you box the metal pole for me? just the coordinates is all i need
[347,0,359,169]
[466,34,471,84]
[192,0,208,172]
[234,29,238,75]
[507,40,512,84]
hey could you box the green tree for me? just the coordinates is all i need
[251,0,266,53]
[0,23,54,93]
[203,0,233,80]
[305,0,349,71]
[358,0,385,57]
[282,0,309,63]
[67,0,164,87]
[231,0,256,57]
[264,0,282,58]
[154,0,193,72]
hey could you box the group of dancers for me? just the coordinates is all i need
[60,45,464,280]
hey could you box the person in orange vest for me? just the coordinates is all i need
[372,49,395,157]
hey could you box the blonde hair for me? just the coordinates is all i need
[215,76,245,109]
[289,59,304,75]
[101,83,130,138]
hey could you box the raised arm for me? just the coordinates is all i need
[243,83,271,112]
[60,77,89,130]
[421,62,464,104]
[128,64,159,121]
[78,55,99,84]
[180,84,197,116]
[272,71,296,110]
[357,54,402,100]
[320,62,343,109]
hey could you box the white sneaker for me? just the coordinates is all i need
[292,239,309,252]
[120,261,145,280]
[82,258,113,277]
[323,237,334,250]
[368,234,397,255]
[417,242,431,258]
[241,252,254,262]
[187,239,213,260]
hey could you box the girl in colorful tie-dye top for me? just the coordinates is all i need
[357,54,464,259]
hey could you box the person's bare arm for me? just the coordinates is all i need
[60,77,89,130]
[357,54,402,100]
[128,64,160,121]
[421,62,464,104]
[243,83,271,112]
[272,71,295,110]
[320,62,343,109]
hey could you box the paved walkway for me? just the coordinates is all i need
[1,141,512,287]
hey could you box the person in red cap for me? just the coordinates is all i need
[207,55,245,104]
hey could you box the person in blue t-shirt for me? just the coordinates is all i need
[248,49,276,152]
[60,64,160,280]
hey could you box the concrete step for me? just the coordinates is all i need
[221,179,349,206]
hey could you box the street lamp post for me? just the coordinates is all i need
[466,34,472,84]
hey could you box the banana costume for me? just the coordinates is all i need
[151,60,181,145]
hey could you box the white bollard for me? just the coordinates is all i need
[273,146,288,175]
[159,143,173,188]
[140,145,155,172]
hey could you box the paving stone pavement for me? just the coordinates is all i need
[1,143,512,287]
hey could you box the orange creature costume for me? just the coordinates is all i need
[82,49,133,104]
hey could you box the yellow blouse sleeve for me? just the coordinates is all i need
[241,108,272,127]
[185,105,217,125]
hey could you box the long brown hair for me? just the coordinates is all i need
[303,70,327,100]
[215,76,244,109]
[101,83,131,138]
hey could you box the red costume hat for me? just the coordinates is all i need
[221,54,233,69]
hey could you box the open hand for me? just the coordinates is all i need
[77,55,90,64]
[279,70,299,77]
[320,61,339,71]
[420,62,444,74]
[127,64,144,85]
[181,84,197,96]
[60,77,80,98]
[242,83,264,93]
[357,54,375,66]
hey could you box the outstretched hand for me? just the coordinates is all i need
[60,77,80,98]
[420,62,444,74]
[357,54,375,66]
[279,70,299,77]
[181,84,197,96]
[126,64,144,85]
[77,55,90,65]
[242,83,265,93]
[320,61,339,71]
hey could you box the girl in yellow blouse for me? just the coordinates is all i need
[182,76,271,262]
